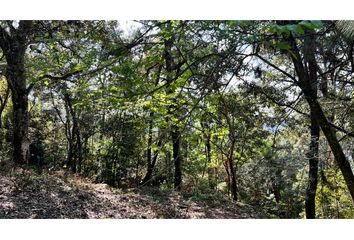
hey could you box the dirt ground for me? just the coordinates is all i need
[0,171,263,219]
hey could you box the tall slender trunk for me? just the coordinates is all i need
[172,126,182,190]
[141,64,163,185]
[307,98,354,201]
[64,100,74,171]
[140,127,162,185]
[76,126,82,173]
[305,110,320,218]
[164,31,183,190]
[219,94,238,201]
[304,34,321,219]
[201,121,216,189]
[287,33,354,202]
[67,134,76,172]
[227,138,238,201]
[206,134,217,190]
[64,92,79,172]
[142,113,154,184]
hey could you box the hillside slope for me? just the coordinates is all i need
[0,171,264,219]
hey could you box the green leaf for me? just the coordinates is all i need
[151,145,160,151]
[299,20,322,30]
[71,63,85,72]
[295,24,304,35]
[276,42,291,50]
[30,78,39,84]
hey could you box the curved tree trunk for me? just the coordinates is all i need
[306,98,354,201]
[287,32,354,202]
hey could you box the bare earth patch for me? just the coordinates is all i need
[0,171,263,219]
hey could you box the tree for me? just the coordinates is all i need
[0,21,34,164]
[284,23,354,203]
[250,20,354,212]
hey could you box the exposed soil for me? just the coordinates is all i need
[0,171,263,219]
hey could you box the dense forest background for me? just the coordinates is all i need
[0,20,354,219]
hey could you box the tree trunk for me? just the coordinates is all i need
[307,98,354,201]
[64,92,78,172]
[6,49,30,165]
[164,30,183,190]
[11,91,30,164]
[201,120,216,190]
[172,126,182,190]
[141,131,162,185]
[205,136,216,190]
[67,138,75,171]
[286,30,354,202]
[0,21,33,165]
[270,162,282,204]
[64,102,75,171]
[142,113,154,185]
[76,126,82,173]
[303,35,321,218]
[305,110,320,218]
[227,139,238,201]
[229,164,238,201]
[141,63,163,185]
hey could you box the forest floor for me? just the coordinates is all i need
[0,170,264,219]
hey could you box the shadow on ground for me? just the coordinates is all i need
[0,172,263,219]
